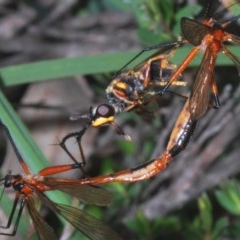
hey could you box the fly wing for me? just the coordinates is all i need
[41,177,113,206]
[34,189,123,240]
[181,17,212,46]
[132,44,178,72]
[25,197,58,240]
[190,47,214,120]
[55,203,123,240]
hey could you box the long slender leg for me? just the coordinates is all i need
[0,192,20,230]
[210,78,220,109]
[10,198,25,236]
[161,46,200,94]
[222,45,240,75]
[0,193,25,236]
[38,162,85,177]
[59,126,89,175]
[60,131,85,164]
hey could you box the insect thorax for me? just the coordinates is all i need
[106,72,145,113]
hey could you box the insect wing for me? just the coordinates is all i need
[41,177,113,206]
[55,203,123,240]
[26,197,57,240]
[131,45,177,73]
[189,48,213,119]
[181,17,212,46]
[35,189,123,240]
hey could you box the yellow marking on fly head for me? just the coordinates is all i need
[92,116,115,127]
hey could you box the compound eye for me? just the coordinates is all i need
[96,104,115,118]
[4,175,12,188]
[91,104,115,127]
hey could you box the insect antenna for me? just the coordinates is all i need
[203,0,214,20]
[223,13,240,27]
[211,0,239,20]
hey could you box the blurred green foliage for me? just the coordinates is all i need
[121,184,240,240]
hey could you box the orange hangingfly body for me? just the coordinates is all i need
[161,2,240,120]
[0,123,122,240]
[62,1,240,184]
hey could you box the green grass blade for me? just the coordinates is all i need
[0,46,239,86]
[0,89,70,223]
[0,51,136,86]
[0,89,48,172]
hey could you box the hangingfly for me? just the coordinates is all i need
[0,123,122,240]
